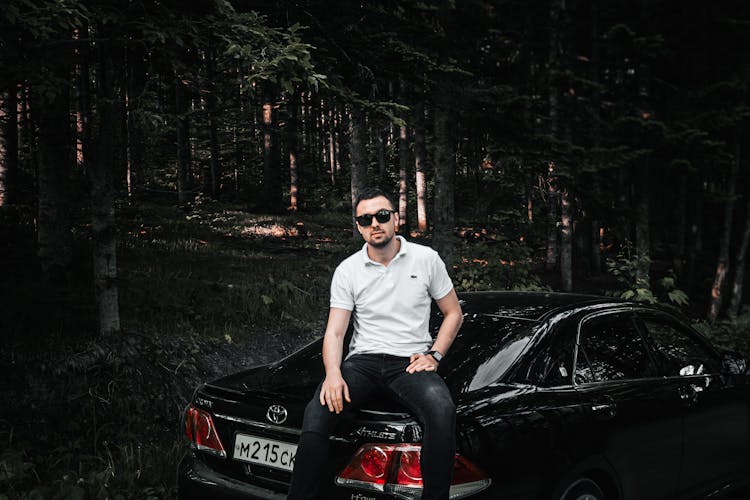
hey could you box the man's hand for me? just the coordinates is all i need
[406,353,439,373]
[319,370,351,414]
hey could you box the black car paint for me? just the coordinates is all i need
[178,292,750,500]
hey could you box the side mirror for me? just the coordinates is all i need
[720,351,747,376]
[679,364,704,376]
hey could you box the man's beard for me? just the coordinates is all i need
[368,233,393,248]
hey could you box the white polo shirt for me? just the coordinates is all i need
[330,236,454,358]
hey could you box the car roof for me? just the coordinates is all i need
[456,291,623,322]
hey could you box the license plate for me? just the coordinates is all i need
[233,434,297,471]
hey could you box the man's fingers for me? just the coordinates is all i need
[406,355,438,374]
[343,383,351,403]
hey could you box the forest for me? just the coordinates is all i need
[1,0,750,497]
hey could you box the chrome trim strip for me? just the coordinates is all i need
[358,409,411,418]
[213,413,302,436]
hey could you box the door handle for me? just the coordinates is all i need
[590,399,616,418]
[591,403,613,412]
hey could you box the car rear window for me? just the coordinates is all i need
[440,315,538,393]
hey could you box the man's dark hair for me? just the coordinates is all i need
[354,186,396,211]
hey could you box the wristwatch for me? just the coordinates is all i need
[426,350,443,363]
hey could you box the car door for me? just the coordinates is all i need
[573,310,683,500]
[636,312,749,498]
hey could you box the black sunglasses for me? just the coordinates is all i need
[355,209,396,227]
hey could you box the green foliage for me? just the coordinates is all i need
[217,11,323,93]
[0,449,37,493]
[605,241,653,301]
[658,276,690,306]
[605,243,688,307]
[0,442,183,500]
[694,307,750,357]
[453,239,548,292]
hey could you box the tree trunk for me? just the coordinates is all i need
[288,94,300,211]
[206,49,221,197]
[546,165,559,271]
[126,45,146,198]
[547,0,561,139]
[414,102,428,232]
[728,195,750,317]
[89,46,121,337]
[708,146,741,322]
[326,106,335,185]
[545,0,562,272]
[560,189,573,291]
[349,106,368,237]
[233,70,244,192]
[398,123,410,233]
[377,120,387,182]
[591,220,602,276]
[685,172,704,291]
[635,163,650,290]
[673,169,688,276]
[35,81,72,280]
[0,84,18,207]
[175,74,191,205]
[75,23,91,174]
[589,0,602,277]
[261,89,282,211]
[525,180,533,223]
[335,108,343,175]
[432,91,455,264]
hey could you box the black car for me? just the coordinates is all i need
[177,292,750,500]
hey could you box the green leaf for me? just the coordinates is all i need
[659,276,675,289]
[668,290,690,306]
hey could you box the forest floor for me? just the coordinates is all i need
[2,196,750,499]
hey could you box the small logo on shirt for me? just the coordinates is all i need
[410,275,418,279]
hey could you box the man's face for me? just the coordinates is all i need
[355,196,399,248]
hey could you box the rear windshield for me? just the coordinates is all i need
[438,315,538,393]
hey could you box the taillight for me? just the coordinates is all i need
[336,443,490,499]
[183,404,227,458]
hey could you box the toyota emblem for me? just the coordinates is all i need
[266,404,288,424]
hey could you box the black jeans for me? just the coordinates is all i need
[287,353,456,500]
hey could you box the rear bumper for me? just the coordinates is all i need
[177,452,287,500]
[177,451,402,500]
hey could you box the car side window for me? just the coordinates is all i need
[640,317,720,376]
[575,314,657,383]
[527,326,575,387]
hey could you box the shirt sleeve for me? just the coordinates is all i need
[428,251,454,300]
[329,264,355,311]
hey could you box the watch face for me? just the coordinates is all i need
[429,350,443,362]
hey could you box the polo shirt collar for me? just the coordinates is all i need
[361,235,408,266]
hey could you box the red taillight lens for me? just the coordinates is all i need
[337,445,391,486]
[361,447,388,479]
[336,443,491,499]
[397,449,422,485]
[183,404,227,458]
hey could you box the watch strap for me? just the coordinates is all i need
[427,350,443,362]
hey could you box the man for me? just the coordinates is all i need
[287,187,463,500]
